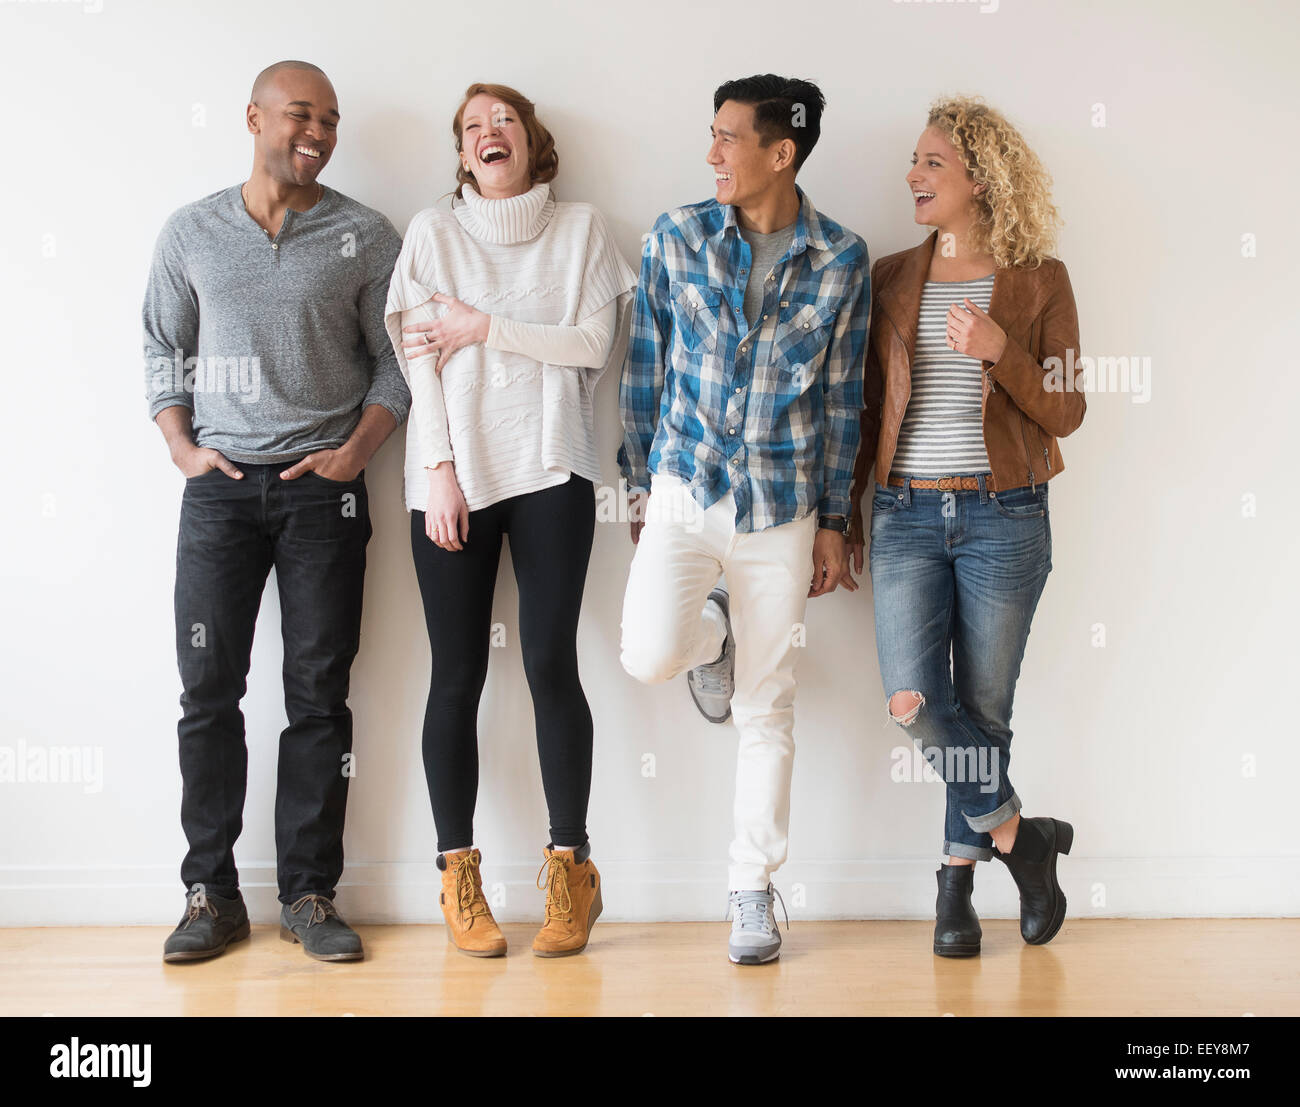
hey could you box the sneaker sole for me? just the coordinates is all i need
[162,918,251,963]
[688,694,732,725]
[688,590,733,724]
[687,672,733,724]
[729,948,781,966]
[279,926,364,961]
[533,883,603,958]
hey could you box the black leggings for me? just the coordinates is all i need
[410,474,595,852]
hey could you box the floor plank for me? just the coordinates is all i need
[2,920,1296,1017]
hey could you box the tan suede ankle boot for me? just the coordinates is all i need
[532,843,603,957]
[438,848,507,957]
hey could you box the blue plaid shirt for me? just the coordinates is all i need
[617,186,868,533]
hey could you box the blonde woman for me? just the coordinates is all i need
[845,97,1085,957]
[385,83,635,958]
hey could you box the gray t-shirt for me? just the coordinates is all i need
[142,184,410,464]
[738,221,797,330]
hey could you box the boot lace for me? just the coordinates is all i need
[536,853,573,924]
[450,852,491,928]
[289,894,339,928]
[694,655,733,695]
[727,885,789,935]
[182,882,215,929]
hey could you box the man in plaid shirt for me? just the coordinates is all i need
[617,74,869,965]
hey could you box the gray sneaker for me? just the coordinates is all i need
[687,587,734,723]
[727,884,788,965]
[279,895,364,962]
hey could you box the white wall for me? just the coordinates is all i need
[2,0,1297,925]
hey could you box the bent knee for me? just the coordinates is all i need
[620,645,683,686]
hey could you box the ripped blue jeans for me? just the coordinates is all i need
[869,476,1052,860]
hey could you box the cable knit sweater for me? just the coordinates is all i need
[384,182,636,512]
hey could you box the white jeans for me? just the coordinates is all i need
[620,473,818,890]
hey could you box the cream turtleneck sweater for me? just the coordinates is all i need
[384,182,637,513]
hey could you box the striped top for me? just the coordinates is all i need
[892,275,995,476]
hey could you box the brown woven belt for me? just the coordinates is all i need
[887,472,994,492]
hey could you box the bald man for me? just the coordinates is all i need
[144,61,409,964]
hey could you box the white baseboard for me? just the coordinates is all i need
[2,856,1297,926]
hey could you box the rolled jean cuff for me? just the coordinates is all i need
[944,841,994,862]
[963,791,1022,834]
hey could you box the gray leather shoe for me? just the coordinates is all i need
[279,895,364,962]
[687,587,735,723]
[163,884,250,963]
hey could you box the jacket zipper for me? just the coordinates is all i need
[979,365,998,489]
[1019,410,1036,492]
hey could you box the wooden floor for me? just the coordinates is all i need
[2,920,1295,1017]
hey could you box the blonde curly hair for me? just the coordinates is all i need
[927,96,1060,269]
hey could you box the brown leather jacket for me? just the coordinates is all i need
[848,231,1084,539]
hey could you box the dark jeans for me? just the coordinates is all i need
[174,461,371,903]
[410,474,595,852]
[868,475,1052,861]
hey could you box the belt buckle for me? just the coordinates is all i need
[936,476,958,491]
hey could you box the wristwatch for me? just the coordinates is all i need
[818,514,849,534]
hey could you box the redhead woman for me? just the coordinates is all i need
[385,83,636,958]
[845,97,1085,957]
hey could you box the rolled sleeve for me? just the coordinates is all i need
[817,246,869,518]
[142,217,198,420]
[617,230,671,495]
[360,217,411,424]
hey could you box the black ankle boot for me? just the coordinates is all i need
[934,863,981,957]
[993,816,1073,945]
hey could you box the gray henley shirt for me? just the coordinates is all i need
[142,183,409,464]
